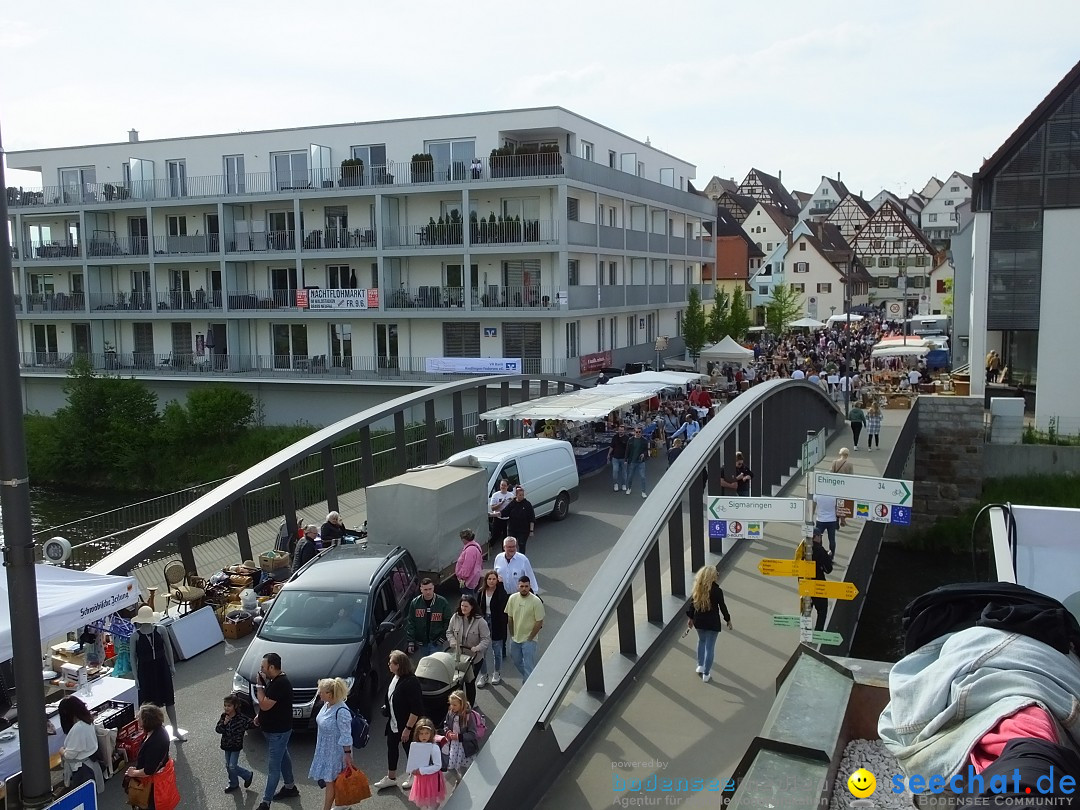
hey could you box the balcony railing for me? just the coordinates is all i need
[301,228,377,251]
[88,292,155,311]
[23,240,80,260]
[87,235,150,257]
[25,292,86,312]
[383,285,558,310]
[156,290,223,311]
[383,223,464,249]
[226,290,301,310]
[18,352,567,379]
[224,230,296,253]
[152,234,221,256]
[6,154,567,210]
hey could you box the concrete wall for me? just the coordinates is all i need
[911,396,984,532]
[983,443,1080,478]
[1036,209,1080,434]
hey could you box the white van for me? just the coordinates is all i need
[445,438,580,521]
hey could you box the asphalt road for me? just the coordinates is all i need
[92,457,657,809]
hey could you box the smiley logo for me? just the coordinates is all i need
[847,768,876,798]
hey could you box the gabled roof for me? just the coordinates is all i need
[854,199,938,255]
[791,223,872,284]
[955,171,973,187]
[716,190,757,216]
[793,190,813,205]
[706,176,740,195]
[846,192,875,217]
[714,205,764,253]
[758,202,797,235]
[974,59,1080,204]
[822,176,851,200]
[738,168,801,217]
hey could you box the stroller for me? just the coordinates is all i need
[415,651,466,720]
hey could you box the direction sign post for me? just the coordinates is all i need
[771,614,802,628]
[758,559,818,578]
[708,497,804,522]
[812,471,913,507]
[801,428,826,473]
[810,630,844,646]
[798,579,859,600]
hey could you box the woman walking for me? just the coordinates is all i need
[847,399,866,451]
[476,570,508,686]
[864,400,883,451]
[373,650,425,793]
[309,677,360,810]
[446,594,490,706]
[685,566,732,683]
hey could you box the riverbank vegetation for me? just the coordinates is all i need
[25,361,318,491]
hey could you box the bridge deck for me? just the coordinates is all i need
[535,410,910,810]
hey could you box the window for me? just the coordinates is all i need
[271,151,308,190]
[608,207,617,227]
[928,213,938,222]
[936,279,948,294]
[271,323,307,369]
[637,161,644,177]
[944,199,954,206]
[817,283,832,293]
[581,141,594,161]
[911,275,926,289]
[950,186,960,192]
[915,255,928,266]
[878,277,891,288]
[567,197,579,221]
[166,159,187,197]
[608,261,618,286]
[792,283,805,293]
[879,256,891,268]
[566,322,579,357]
[626,316,636,346]
[59,167,96,203]
[609,150,617,168]
[766,243,773,251]
[759,286,769,296]
[799,242,806,251]
[596,319,605,351]
[350,143,387,172]
[442,322,481,356]
[660,168,675,187]
[568,259,580,286]
[327,265,351,288]
[425,139,476,181]
[329,323,352,368]
[223,155,245,194]
[675,310,682,336]
[897,256,908,269]
[950,212,958,221]
[793,262,809,273]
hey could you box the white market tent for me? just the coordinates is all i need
[871,343,931,358]
[699,336,754,363]
[827,313,864,324]
[479,382,664,422]
[0,565,140,662]
[788,317,826,329]
[605,370,706,387]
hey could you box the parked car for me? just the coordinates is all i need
[445,438,579,521]
[231,543,419,728]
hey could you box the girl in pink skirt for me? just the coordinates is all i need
[405,718,445,808]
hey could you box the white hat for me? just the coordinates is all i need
[134,605,161,624]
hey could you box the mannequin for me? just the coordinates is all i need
[132,605,186,741]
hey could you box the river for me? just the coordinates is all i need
[0,487,140,544]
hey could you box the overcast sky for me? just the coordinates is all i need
[2,1,1078,199]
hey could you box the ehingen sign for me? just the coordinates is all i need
[709,497,803,522]
[812,471,913,506]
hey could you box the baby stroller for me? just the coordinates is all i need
[415,651,465,720]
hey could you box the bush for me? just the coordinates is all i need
[185,387,255,443]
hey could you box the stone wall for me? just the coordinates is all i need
[912,396,985,532]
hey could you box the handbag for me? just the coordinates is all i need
[334,765,372,804]
[125,775,152,809]
[150,759,181,810]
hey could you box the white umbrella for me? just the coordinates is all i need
[788,317,826,329]
[826,313,864,324]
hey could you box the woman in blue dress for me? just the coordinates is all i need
[309,677,355,810]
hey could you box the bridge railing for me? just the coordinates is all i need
[88,376,580,577]
[443,379,843,809]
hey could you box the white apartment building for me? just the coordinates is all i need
[919,171,972,245]
[5,107,714,423]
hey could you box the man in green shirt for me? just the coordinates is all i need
[505,576,545,682]
[405,578,451,658]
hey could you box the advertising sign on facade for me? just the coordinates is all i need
[298,288,380,310]
[424,357,522,375]
[579,350,612,375]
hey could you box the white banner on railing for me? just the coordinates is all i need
[297,288,380,310]
[424,357,522,375]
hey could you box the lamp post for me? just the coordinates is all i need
[0,130,53,807]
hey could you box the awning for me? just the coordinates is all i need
[872,344,931,358]
[788,317,826,329]
[605,370,706,387]
[699,337,754,362]
[826,313,864,324]
[480,383,665,422]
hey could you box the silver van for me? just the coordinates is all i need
[445,438,579,520]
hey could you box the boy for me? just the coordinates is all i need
[216,694,254,793]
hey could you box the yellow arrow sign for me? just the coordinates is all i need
[798,580,859,600]
[758,558,817,578]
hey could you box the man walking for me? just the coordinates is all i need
[813,493,840,558]
[254,652,297,810]
[505,576,545,683]
[500,486,536,553]
[608,425,630,492]
[811,530,834,631]
[488,479,513,545]
[404,579,451,659]
[493,537,540,595]
[454,529,484,597]
[625,426,651,498]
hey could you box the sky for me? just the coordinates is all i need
[2,0,1078,199]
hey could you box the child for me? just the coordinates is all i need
[404,717,445,808]
[443,690,478,785]
[215,695,253,793]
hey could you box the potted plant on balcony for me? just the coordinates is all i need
[411,153,434,183]
[469,210,480,245]
[539,143,563,175]
[340,158,365,187]
[447,209,463,244]
[490,145,515,178]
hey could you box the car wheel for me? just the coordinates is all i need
[552,491,570,521]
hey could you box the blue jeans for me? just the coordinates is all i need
[482,618,504,674]
[611,457,628,488]
[815,520,838,555]
[413,641,441,659]
[628,461,647,494]
[696,629,719,675]
[262,729,294,802]
[224,749,252,789]
[509,639,538,681]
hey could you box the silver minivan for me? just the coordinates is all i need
[445,438,579,520]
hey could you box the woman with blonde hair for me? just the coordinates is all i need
[309,677,360,810]
[864,400,883,451]
[685,566,732,683]
[830,448,854,474]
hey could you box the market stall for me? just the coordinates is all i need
[699,337,754,365]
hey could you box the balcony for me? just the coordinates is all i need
[152,234,221,256]
[383,223,464,249]
[598,286,625,307]
[224,231,296,253]
[87,235,150,257]
[18,352,567,380]
[383,285,558,310]
[23,240,80,261]
[301,228,377,251]
[383,219,558,250]
[24,292,86,312]
[649,233,668,252]
[226,290,300,310]
[626,230,647,252]
[598,225,624,250]
[6,154,567,210]
[88,292,154,311]
[156,290,223,312]
[566,221,597,247]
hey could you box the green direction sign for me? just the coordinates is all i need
[812,471,913,506]
[801,429,826,473]
[771,614,802,628]
[810,630,843,646]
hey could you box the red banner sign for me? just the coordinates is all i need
[579,351,612,375]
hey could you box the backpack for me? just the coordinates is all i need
[470,708,487,739]
[336,705,371,749]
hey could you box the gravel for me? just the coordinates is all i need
[830,738,915,810]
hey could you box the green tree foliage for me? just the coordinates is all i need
[941,277,954,318]
[706,287,731,344]
[184,386,256,443]
[680,287,708,358]
[727,286,752,340]
[766,283,804,335]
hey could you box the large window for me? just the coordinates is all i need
[565,322,578,358]
[329,324,352,368]
[580,141,594,161]
[425,139,475,181]
[167,159,187,197]
[351,143,387,169]
[442,322,480,357]
[568,259,579,286]
[59,167,96,203]
[272,324,308,369]
[272,151,309,190]
[224,155,245,194]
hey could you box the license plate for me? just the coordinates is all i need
[292,707,305,719]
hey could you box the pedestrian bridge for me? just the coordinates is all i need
[85,374,915,809]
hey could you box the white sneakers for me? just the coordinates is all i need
[490,672,502,685]
[476,674,488,688]
[613,483,619,491]
[702,673,712,683]
[641,492,647,499]
[373,776,397,791]
[626,489,632,495]
[622,485,628,492]
[695,665,704,674]
[400,779,413,790]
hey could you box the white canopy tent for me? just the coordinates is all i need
[699,336,754,363]
[605,370,706,387]
[827,313,864,324]
[871,343,931,358]
[479,383,664,422]
[0,565,140,662]
[788,317,826,329]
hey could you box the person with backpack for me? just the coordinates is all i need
[309,677,362,810]
[442,690,483,791]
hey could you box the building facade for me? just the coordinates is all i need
[920,171,972,246]
[6,107,714,420]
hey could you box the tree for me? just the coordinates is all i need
[727,286,752,340]
[766,283,804,335]
[706,287,731,345]
[941,277,954,318]
[680,287,708,359]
